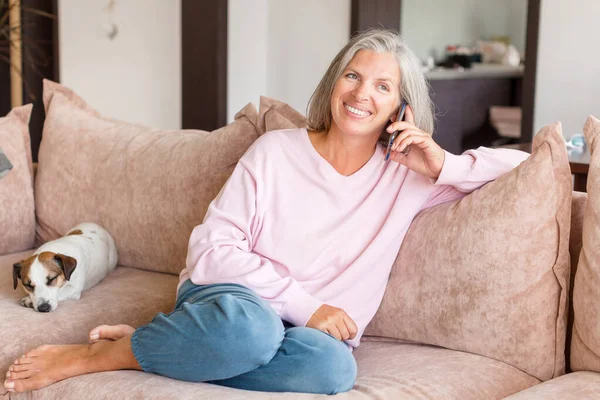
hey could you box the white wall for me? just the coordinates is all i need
[401,0,527,61]
[228,0,351,122]
[58,0,181,129]
[227,0,269,122]
[533,0,600,136]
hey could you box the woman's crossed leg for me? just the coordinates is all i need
[4,281,356,395]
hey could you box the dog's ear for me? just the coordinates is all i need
[12,263,22,290]
[54,254,78,281]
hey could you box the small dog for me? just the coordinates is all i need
[13,222,118,312]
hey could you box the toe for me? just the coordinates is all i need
[10,364,30,372]
[11,377,46,393]
[89,324,135,342]
[4,379,14,391]
[89,325,109,342]
[7,369,35,380]
[16,356,35,365]
[13,356,32,365]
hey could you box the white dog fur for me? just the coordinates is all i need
[13,222,118,312]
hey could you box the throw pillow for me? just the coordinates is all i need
[35,80,260,275]
[257,96,307,134]
[0,105,35,254]
[571,115,600,371]
[365,122,572,381]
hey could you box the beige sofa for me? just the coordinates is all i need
[0,193,595,400]
[2,81,600,399]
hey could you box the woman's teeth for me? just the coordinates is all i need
[345,104,371,117]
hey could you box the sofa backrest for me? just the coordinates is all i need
[34,80,261,276]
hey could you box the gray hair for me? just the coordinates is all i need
[307,29,435,138]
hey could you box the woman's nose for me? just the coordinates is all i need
[352,83,369,102]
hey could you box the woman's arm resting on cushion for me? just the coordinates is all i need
[423,147,530,209]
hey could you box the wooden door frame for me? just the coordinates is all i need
[20,0,59,162]
[181,0,227,131]
[520,0,541,144]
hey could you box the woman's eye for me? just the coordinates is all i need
[346,73,357,80]
[378,84,389,92]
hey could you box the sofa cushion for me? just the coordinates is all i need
[504,371,600,399]
[0,105,35,255]
[35,79,260,275]
[365,122,572,381]
[257,96,307,135]
[8,340,539,400]
[571,115,600,371]
[0,249,178,397]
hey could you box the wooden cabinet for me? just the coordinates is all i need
[427,70,523,155]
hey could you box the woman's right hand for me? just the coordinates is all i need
[306,304,358,341]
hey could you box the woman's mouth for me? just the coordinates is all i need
[344,103,372,118]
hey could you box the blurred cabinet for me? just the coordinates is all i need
[428,75,522,154]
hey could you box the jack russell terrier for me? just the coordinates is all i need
[12,222,118,312]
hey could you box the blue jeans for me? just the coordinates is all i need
[130,280,357,394]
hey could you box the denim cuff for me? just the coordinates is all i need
[130,325,152,373]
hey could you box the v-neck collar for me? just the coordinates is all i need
[300,128,383,186]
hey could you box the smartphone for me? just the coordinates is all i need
[385,102,408,162]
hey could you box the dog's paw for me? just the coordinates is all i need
[19,296,33,308]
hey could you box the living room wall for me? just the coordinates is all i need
[227,0,351,122]
[58,0,181,130]
[58,0,349,129]
[534,0,600,137]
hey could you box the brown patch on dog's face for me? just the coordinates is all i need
[36,252,65,287]
[13,255,37,290]
[38,252,77,284]
[66,229,83,236]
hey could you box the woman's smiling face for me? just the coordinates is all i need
[330,50,401,139]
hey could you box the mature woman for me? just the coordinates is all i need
[4,29,528,395]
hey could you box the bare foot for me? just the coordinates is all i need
[4,344,96,392]
[4,337,140,393]
[89,324,135,343]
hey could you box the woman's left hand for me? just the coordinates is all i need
[385,105,446,179]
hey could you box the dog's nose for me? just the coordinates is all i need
[37,303,51,313]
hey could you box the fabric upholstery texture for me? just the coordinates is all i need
[0,249,178,398]
[571,115,600,372]
[35,80,260,275]
[0,105,35,255]
[504,371,600,399]
[8,340,538,400]
[257,96,307,134]
[365,122,572,381]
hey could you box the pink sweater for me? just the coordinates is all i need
[180,128,529,347]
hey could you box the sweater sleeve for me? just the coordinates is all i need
[422,147,530,210]
[185,156,324,328]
